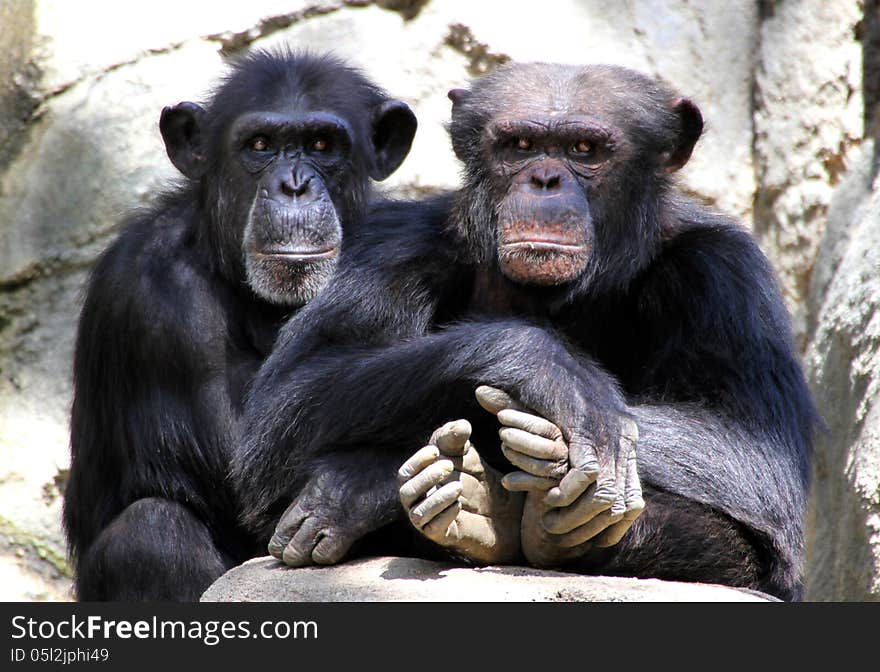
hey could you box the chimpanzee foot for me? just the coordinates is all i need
[398,419,524,564]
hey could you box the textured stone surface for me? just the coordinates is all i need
[752,0,864,345]
[201,556,775,602]
[804,143,880,601]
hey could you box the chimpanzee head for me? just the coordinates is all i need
[448,62,702,296]
[159,49,417,307]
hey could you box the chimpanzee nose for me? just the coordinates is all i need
[529,168,561,191]
[281,173,312,199]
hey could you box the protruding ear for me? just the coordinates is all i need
[664,97,703,173]
[448,88,469,108]
[448,88,471,161]
[369,100,417,181]
[159,102,208,179]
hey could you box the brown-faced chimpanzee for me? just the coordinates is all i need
[63,49,417,601]
[232,63,817,601]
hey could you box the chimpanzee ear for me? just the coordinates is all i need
[159,102,208,179]
[664,97,703,173]
[448,88,471,161]
[448,88,469,108]
[369,100,417,181]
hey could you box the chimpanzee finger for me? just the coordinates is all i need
[398,445,441,485]
[268,499,307,559]
[542,483,616,534]
[570,434,614,510]
[501,471,560,492]
[311,531,354,566]
[282,516,324,567]
[429,419,472,457]
[543,466,596,508]
[554,508,625,548]
[595,447,645,547]
[498,426,567,460]
[457,445,486,478]
[497,409,564,442]
[502,444,567,478]
[623,444,645,515]
[398,459,454,508]
[610,419,639,517]
[475,385,528,414]
[409,481,463,527]
[421,502,462,543]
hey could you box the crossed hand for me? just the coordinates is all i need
[397,386,644,565]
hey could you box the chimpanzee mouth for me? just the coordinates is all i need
[253,245,339,261]
[502,240,585,253]
[497,232,592,287]
[500,224,588,254]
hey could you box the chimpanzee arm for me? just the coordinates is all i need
[628,222,815,598]
[235,309,627,541]
[512,406,808,600]
[631,406,807,598]
[501,220,817,600]
[233,202,634,557]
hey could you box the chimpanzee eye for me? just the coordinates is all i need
[572,140,594,155]
[248,136,270,152]
[516,137,532,151]
[311,137,329,152]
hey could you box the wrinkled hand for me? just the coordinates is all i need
[397,419,523,564]
[476,385,644,566]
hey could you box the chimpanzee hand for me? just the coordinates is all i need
[268,469,385,568]
[397,419,523,564]
[476,385,644,566]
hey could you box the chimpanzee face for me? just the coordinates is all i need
[449,63,702,290]
[160,53,416,307]
[232,108,351,306]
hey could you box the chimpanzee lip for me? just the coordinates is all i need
[502,239,585,253]
[254,245,338,260]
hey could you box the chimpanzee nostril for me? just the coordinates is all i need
[530,172,562,191]
[281,175,312,198]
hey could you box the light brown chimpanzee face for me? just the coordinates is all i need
[485,112,617,286]
[448,63,702,290]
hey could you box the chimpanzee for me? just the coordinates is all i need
[231,63,817,600]
[62,49,417,601]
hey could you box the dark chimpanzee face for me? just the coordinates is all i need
[159,51,417,307]
[448,63,702,292]
[230,108,353,306]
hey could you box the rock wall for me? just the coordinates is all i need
[804,140,880,601]
[0,0,876,601]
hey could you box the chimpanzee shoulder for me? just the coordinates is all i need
[351,193,458,269]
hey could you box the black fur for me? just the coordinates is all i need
[232,63,818,600]
[63,49,416,601]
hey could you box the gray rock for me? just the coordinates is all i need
[804,155,880,601]
[752,0,864,345]
[201,556,776,602]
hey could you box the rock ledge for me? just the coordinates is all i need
[201,556,776,602]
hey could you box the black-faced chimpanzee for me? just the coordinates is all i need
[232,63,817,600]
[62,49,417,601]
